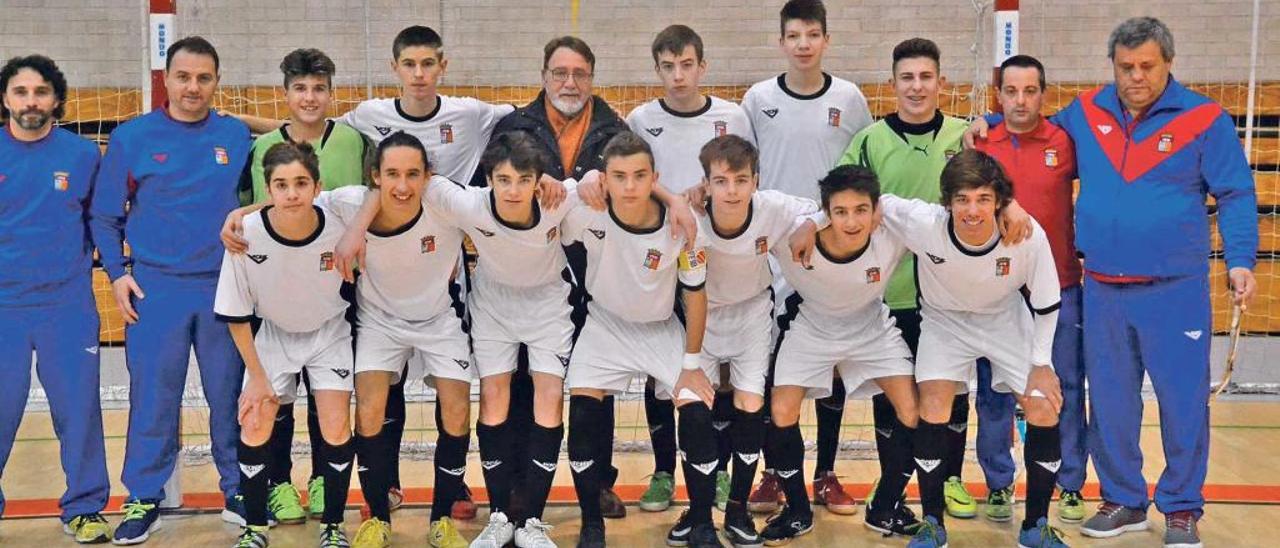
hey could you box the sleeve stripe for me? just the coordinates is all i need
[1032,301,1062,315]
[215,313,255,323]
[679,282,706,292]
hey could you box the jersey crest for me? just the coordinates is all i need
[214,146,229,165]
[865,266,881,283]
[53,171,69,191]
[421,235,436,253]
[320,251,335,271]
[1044,148,1059,167]
[755,236,768,255]
[440,124,454,144]
[644,248,663,270]
[713,120,727,137]
[996,256,1011,277]
[828,107,841,127]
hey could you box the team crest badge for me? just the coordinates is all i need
[865,267,881,283]
[755,236,768,255]
[828,107,842,127]
[995,256,1011,277]
[440,124,454,144]
[421,235,436,253]
[1157,133,1173,153]
[644,248,663,270]
[53,171,70,191]
[546,226,558,243]
[320,251,335,271]
[214,146,229,165]
[713,120,727,137]
[1044,148,1058,167]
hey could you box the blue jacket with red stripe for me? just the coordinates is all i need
[1053,77,1257,277]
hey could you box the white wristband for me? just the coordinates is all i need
[682,352,701,371]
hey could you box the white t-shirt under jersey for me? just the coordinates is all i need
[742,73,873,201]
[698,190,818,309]
[626,96,754,193]
[314,183,465,322]
[771,226,908,320]
[561,201,708,323]
[214,205,348,333]
[336,96,514,183]
[425,177,581,289]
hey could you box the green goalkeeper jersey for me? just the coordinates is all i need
[242,120,370,205]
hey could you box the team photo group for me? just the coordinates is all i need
[0,0,1260,547]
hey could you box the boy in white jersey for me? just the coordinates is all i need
[214,142,355,548]
[561,132,719,548]
[741,0,871,517]
[763,165,919,545]
[626,25,754,516]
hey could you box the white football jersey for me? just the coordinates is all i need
[315,183,465,322]
[336,96,513,183]
[698,190,818,308]
[626,96,754,193]
[742,73,873,201]
[561,201,708,323]
[771,226,908,321]
[214,205,347,333]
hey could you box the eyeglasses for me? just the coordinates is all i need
[546,68,593,83]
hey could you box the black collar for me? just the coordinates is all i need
[776,72,833,100]
[608,198,666,234]
[707,199,753,240]
[489,190,541,231]
[947,215,999,256]
[261,205,326,247]
[658,96,713,118]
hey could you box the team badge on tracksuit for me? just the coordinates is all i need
[53,171,69,191]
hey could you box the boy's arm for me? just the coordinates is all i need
[333,188,381,282]
[226,321,277,430]
[672,245,713,406]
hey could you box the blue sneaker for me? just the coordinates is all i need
[111,500,161,545]
[906,516,948,548]
[1018,517,1068,547]
[222,495,277,528]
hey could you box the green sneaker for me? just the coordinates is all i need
[715,470,730,512]
[308,476,326,518]
[1057,490,1086,523]
[268,483,306,524]
[639,472,675,512]
[984,486,1014,522]
[62,513,111,544]
[943,477,977,518]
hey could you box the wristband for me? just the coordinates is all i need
[682,352,701,371]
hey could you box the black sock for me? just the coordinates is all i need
[814,378,846,477]
[269,403,295,486]
[601,395,618,489]
[728,407,766,506]
[914,421,949,525]
[356,431,393,522]
[945,394,969,479]
[712,391,735,473]
[568,395,607,524]
[477,421,515,514]
[519,423,563,522]
[508,354,535,487]
[677,403,719,525]
[431,428,469,522]
[765,422,811,516]
[386,367,408,489]
[306,390,323,479]
[1022,424,1062,530]
[238,440,272,527]
[870,395,915,514]
[644,382,677,475]
[319,436,354,524]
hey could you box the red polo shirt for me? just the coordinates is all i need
[975,116,1082,288]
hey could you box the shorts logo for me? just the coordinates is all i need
[440,123,454,144]
[865,266,881,284]
[643,248,663,270]
[439,466,466,476]
[1157,133,1174,153]
[914,458,942,473]
[755,236,768,255]
[214,146,229,165]
[454,359,471,370]
[475,227,496,237]
[713,120,727,137]
[762,108,779,118]
[374,125,392,136]
[926,253,946,264]
[645,127,664,137]
[828,107,842,127]
[248,254,268,264]
[320,251,335,271]
[532,459,558,472]
[152,153,168,164]
[995,256,1011,277]
[569,460,594,473]
[1097,124,1113,135]
[421,235,436,253]
[482,460,503,470]
[1044,148,1059,167]
[53,171,70,191]
[588,228,606,239]
[557,354,571,368]
[331,368,351,379]
[546,226,558,243]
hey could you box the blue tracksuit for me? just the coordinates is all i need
[1058,78,1257,515]
[89,108,252,502]
[0,127,110,521]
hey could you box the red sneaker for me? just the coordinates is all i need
[747,470,783,514]
[451,484,477,520]
[813,471,858,515]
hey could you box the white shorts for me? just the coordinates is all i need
[566,304,719,400]
[355,304,473,387]
[773,307,914,399]
[702,291,773,396]
[470,276,574,380]
[253,314,354,404]
[914,303,1033,394]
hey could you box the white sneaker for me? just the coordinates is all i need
[514,518,557,548]
[469,512,515,548]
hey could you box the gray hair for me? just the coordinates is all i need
[1108,17,1175,61]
